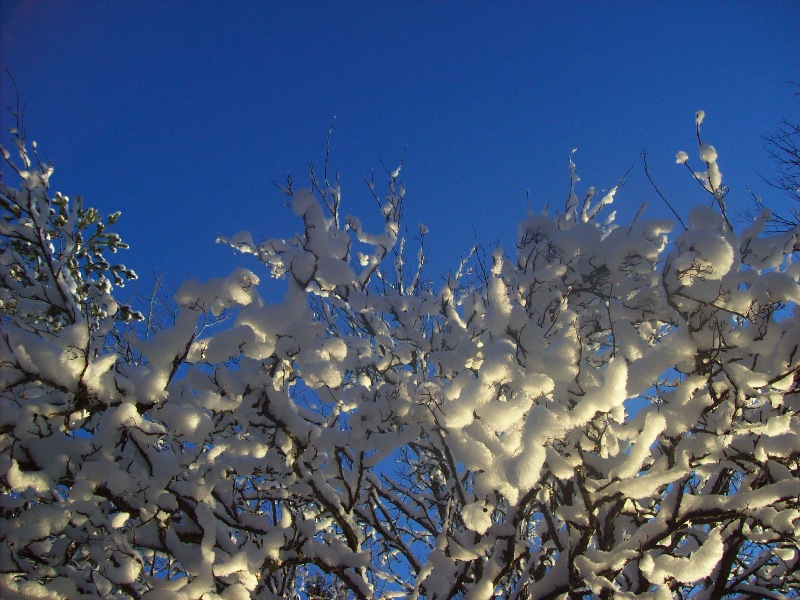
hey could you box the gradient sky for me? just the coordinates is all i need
[1,1,798,302]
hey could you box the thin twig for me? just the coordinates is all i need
[641,150,687,231]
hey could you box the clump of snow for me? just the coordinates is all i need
[608,412,666,480]
[104,554,142,585]
[485,252,512,333]
[570,358,628,428]
[462,501,492,534]
[643,528,723,585]
[672,226,734,281]
[5,458,52,494]
[203,324,256,363]
[0,575,58,599]
[299,337,349,388]
[699,143,718,163]
[175,268,259,316]
[155,402,212,444]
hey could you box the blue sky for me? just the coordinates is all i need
[1,1,798,300]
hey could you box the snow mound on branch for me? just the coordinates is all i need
[462,501,493,534]
[641,528,724,585]
[570,358,628,428]
[175,268,260,316]
[673,228,734,281]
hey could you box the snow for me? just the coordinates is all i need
[220,583,252,600]
[707,161,722,190]
[141,591,191,600]
[3,115,799,599]
[672,227,734,281]
[0,575,58,599]
[462,500,493,534]
[607,412,666,480]
[213,552,250,578]
[155,402,212,443]
[175,268,259,316]
[510,405,559,492]
[569,358,628,428]
[646,528,723,585]
[227,230,254,250]
[485,252,513,332]
[104,554,142,584]
[5,458,52,494]
[203,324,256,363]
[699,143,718,163]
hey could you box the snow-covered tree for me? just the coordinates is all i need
[1,115,799,600]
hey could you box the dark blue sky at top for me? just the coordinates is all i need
[1,1,798,302]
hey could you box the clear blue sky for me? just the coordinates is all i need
[1,1,798,299]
